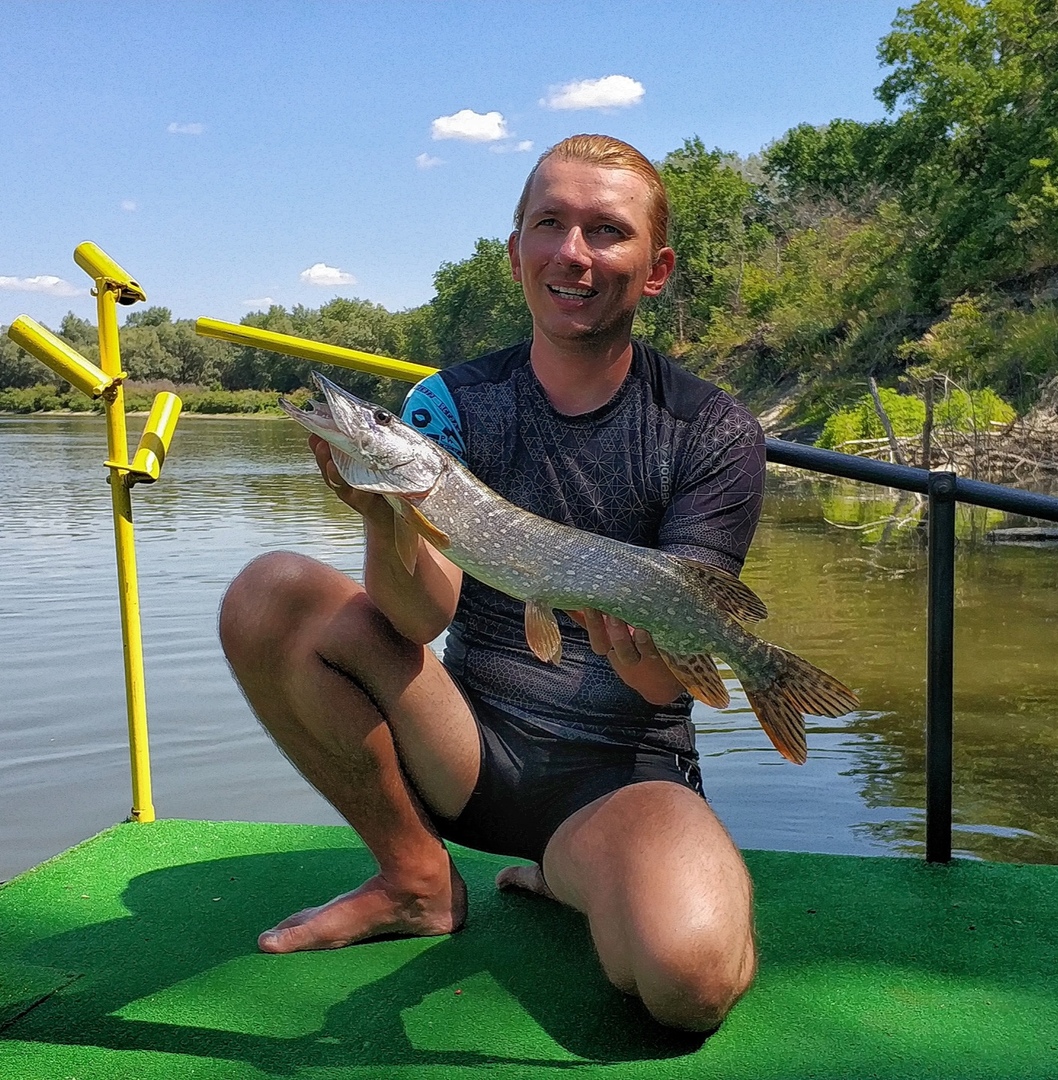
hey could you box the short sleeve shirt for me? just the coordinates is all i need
[401,339,765,753]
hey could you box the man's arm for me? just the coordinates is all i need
[311,435,462,645]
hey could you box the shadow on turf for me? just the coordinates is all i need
[7,846,706,1072]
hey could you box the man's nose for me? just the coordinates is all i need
[556,226,591,267]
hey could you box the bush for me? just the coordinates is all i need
[816,387,925,449]
[934,388,1016,431]
[816,385,1016,449]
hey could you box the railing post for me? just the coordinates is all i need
[926,471,957,863]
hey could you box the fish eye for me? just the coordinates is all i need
[374,410,391,425]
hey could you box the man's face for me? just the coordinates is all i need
[508,159,673,352]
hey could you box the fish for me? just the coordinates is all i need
[280,373,859,764]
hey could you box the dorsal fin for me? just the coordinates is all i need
[673,557,768,622]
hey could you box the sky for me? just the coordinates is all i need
[1,0,903,330]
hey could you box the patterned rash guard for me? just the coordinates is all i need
[400,340,766,756]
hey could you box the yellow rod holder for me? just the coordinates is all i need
[7,316,117,399]
[74,241,147,305]
[88,266,157,823]
[195,317,438,384]
[124,392,183,483]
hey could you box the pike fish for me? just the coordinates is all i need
[280,373,858,764]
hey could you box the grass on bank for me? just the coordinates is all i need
[0,383,314,416]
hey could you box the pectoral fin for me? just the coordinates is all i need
[392,508,421,575]
[676,559,768,622]
[524,601,562,665]
[381,497,451,576]
[394,499,451,550]
[657,649,730,708]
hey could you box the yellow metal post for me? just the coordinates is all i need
[90,268,156,823]
[194,317,438,383]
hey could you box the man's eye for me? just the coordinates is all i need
[595,223,621,236]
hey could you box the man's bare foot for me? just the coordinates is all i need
[259,861,467,953]
[495,863,557,901]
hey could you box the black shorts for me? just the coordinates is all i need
[432,690,706,865]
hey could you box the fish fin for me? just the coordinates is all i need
[743,687,809,765]
[394,499,451,551]
[743,647,860,765]
[524,601,562,665]
[658,649,730,709]
[675,559,768,622]
[391,506,420,576]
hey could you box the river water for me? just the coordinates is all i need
[1,415,1056,881]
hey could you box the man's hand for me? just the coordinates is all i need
[307,434,462,644]
[569,609,683,706]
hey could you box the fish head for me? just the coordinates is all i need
[279,372,446,495]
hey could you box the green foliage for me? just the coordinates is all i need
[430,238,532,366]
[643,138,756,347]
[0,384,81,413]
[934,386,1016,429]
[816,384,1015,448]
[876,0,1058,299]
[764,118,895,214]
[817,388,926,449]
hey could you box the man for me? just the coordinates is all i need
[219,134,765,1033]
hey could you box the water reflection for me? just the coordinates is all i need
[1,416,1055,879]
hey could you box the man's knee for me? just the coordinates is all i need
[630,935,756,1033]
[219,551,362,667]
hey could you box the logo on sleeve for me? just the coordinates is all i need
[411,409,432,428]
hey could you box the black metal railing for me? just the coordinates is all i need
[764,439,1058,864]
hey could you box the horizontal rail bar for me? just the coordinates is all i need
[765,438,1058,524]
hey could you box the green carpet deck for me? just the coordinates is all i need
[1,820,1056,1079]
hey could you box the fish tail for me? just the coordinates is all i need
[743,647,859,765]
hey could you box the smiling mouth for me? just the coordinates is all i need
[547,284,597,299]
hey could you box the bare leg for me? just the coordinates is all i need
[219,552,481,953]
[536,782,756,1032]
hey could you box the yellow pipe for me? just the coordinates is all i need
[127,392,183,483]
[7,316,117,399]
[195,317,438,384]
[74,242,147,305]
[94,278,156,823]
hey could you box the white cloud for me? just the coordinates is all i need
[416,152,443,169]
[167,122,205,135]
[541,75,645,111]
[490,139,535,155]
[0,274,84,297]
[431,109,507,142]
[121,199,138,212]
[243,297,276,308]
[299,263,356,287]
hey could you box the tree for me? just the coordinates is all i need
[430,237,532,366]
[876,0,1058,299]
[763,119,895,220]
[644,138,756,348]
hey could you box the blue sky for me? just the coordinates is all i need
[1,1,903,330]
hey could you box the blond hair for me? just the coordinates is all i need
[513,134,669,254]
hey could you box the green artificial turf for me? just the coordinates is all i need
[1,820,1056,1079]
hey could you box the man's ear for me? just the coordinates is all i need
[508,232,522,282]
[642,246,675,297]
